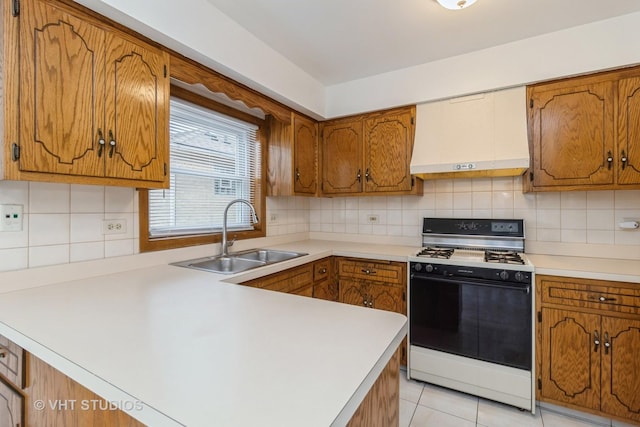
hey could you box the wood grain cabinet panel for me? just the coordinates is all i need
[267,112,319,196]
[526,66,640,191]
[4,0,169,188]
[0,377,24,427]
[337,258,407,365]
[320,106,422,196]
[536,274,640,423]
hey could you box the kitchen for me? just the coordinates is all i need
[1,0,640,426]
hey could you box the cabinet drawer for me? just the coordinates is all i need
[313,259,331,282]
[244,264,313,295]
[337,258,406,285]
[0,334,25,389]
[540,276,640,315]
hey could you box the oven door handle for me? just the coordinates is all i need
[411,273,531,294]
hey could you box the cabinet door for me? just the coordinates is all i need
[540,308,601,410]
[321,121,363,194]
[618,76,640,185]
[313,280,339,302]
[293,114,318,194]
[104,33,169,183]
[19,0,105,176]
[0,379,24,427]
[339,279,368,308]
[529,81,615,188]
[369,283,404,313]
[600,316,640,422]
[364,108,414,193]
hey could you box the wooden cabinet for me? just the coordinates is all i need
[336,257,407,364]
[0,334,25,427]
[267,112,318,196]
[312,258,338,301]
[320,106,423,196]
[537,275,640,423]
[525,67,640,191]
[2,0,169,188]
[241,263,314,297]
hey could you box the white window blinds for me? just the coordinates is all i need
[148,98,261,238]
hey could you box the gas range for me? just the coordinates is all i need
[408,218,534,273]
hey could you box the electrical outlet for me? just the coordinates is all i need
[367,214,379,224]
[0,204,23,232]
[103,219,127,235]
[269,213,278,224]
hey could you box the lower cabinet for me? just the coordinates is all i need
[0,333,143,427]
[312,258,338,301]
[537,275,640,424]
[336,257,407,366]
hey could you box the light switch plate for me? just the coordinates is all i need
[0,204,23,232]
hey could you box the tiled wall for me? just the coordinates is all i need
[2,176,639,272]
[0,181,138,272]
[308,177,640,255]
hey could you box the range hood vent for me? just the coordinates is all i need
[410,86,530,180]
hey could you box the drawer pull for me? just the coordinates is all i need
[318,268,327,274]
[594,330,600,352]
[590,295,617,302]
[604,332,611,355]
[361,269,377,275]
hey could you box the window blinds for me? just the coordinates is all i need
[148,98,261,238]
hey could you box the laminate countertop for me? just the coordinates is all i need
[0,244,407,426]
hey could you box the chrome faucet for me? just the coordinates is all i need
[221,199,259,257]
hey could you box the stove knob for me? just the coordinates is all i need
[515,271,525,282]
[425,264,434,273]
[499,270,510,281]
[414,263,423,272]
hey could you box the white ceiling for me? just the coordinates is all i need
[205,0,640,85]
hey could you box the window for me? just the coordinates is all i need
[139,89,265,252]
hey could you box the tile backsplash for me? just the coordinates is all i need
[0,181,138,271]
[1,176,639,272]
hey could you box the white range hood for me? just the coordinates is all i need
[410,86,530,179]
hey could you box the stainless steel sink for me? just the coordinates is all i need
[171,249,307,274]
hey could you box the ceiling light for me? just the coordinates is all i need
[436,0,478,10]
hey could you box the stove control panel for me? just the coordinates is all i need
[410,262,532,285]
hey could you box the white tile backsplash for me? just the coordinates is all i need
[0,181,140,272]
[1,175,639,272]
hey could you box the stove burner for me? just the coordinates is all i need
[417,247,454,259]
[484,250,525,265]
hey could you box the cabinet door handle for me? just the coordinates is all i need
[97,129,106,157]
[368,297,373,308]
[365,168,371,182]
[594,330,600,352]
[108,130,116,158]
[0,346,6,358]
[590,295,616,302]
[363,297,368,307]
[361,269,376,275]
[356,169,362,182]
[607,151,613,170]
[295,168,301,182]
[318,267,327,274]
[621,150,628,170]
[604,332,610,355]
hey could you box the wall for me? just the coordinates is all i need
[2,177,638,272]
[0,181,139,272]
[308,177,640,260]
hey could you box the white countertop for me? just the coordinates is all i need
[0,237,638,426]
[0,261,406,426]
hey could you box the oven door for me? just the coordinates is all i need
[410,272,531,370]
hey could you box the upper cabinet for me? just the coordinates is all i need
[320,106,423,196]
[2,0,169,188]
[267,112,318,196]
[525,67,640,191]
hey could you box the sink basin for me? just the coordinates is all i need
[234,249,307,263]
[171,249,307,274]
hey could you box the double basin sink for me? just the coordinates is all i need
[171,249,308,274]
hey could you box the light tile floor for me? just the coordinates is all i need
[400,369,637,427]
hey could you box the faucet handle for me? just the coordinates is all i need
[228,236,236,248]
